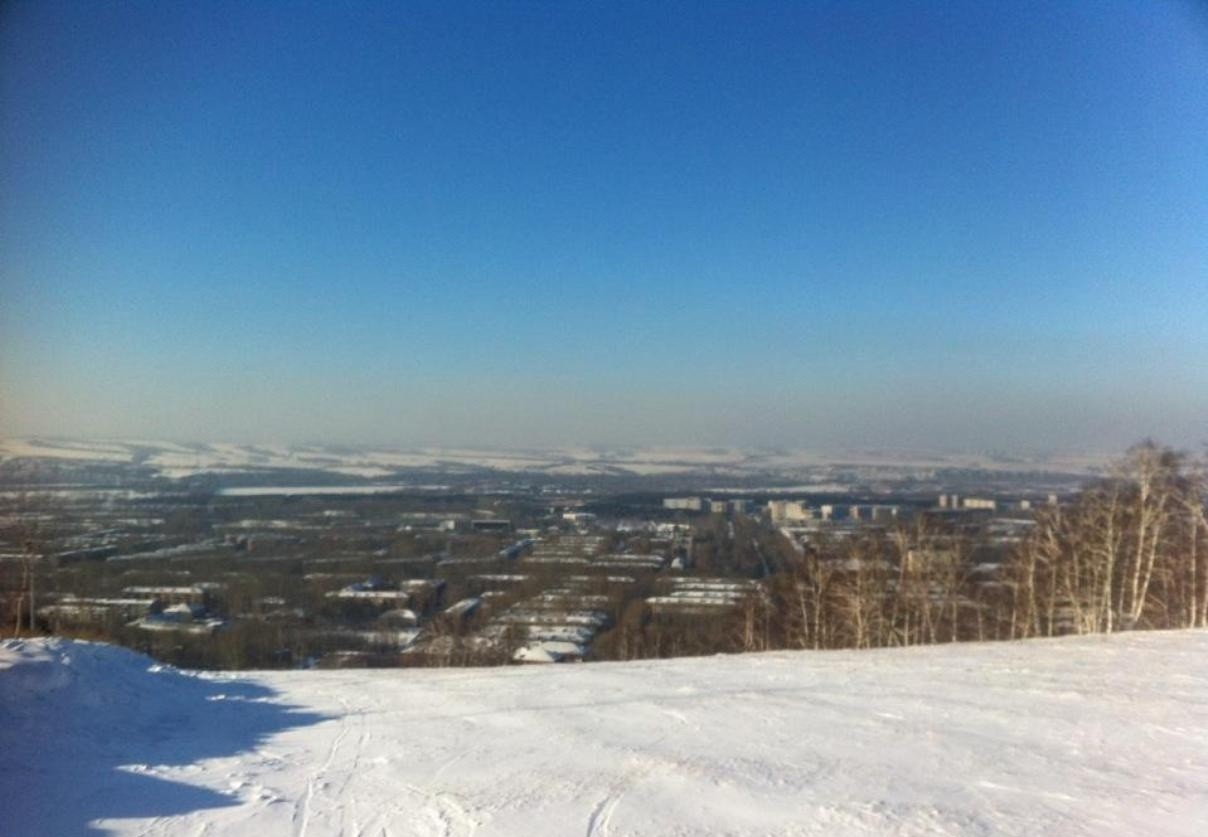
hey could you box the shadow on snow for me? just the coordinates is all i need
[0,651,330,835]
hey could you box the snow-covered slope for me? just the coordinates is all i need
[3,633,1206,836]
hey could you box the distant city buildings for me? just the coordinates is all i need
[938,494,997,512]
[768,501,902,524]
[663,497,753,516]
[961,498,997,511]
[663,497,703,512]
[849,505,900,522]
[767,500,812,524]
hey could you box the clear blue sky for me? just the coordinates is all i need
[2,0,1206,451]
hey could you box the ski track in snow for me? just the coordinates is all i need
[3,632,1208,836]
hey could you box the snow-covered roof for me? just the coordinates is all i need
[512,640,585,663]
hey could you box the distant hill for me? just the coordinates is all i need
[0,437,1106,486]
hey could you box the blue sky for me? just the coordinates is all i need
[2,0,1206,451]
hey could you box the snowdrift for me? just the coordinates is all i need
[2,632,1206,836]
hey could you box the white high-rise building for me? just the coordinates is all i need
[663,497,703,512]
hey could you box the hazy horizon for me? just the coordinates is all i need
[0,432,1161,465]
[3,1,1206,453]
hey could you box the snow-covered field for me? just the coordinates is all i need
[3,632,1205,836]
[0,437,1106,482]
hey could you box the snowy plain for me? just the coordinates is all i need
[0,437,1107,482]
[2,632,1206,836]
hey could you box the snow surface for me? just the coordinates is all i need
[2,633,1206,836]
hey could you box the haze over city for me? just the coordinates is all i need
[3,0,1207,450]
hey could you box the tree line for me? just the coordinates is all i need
[746,441,1207,653]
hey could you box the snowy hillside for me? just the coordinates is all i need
[3,633,1206,836]
[0,436,1106,482]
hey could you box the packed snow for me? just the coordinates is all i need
[2,632,1206,836]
